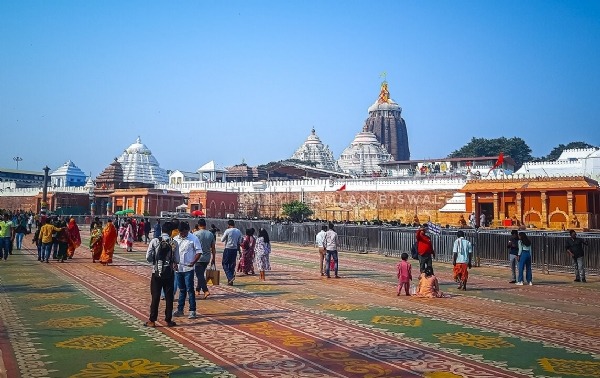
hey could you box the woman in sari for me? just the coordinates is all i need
[100,219,118,265]
[89,221,103,263]
[237,228,256,275]
[415,266,446,298]
[119,219,134,252]
[254,228,271,281]
[66,218,81,259]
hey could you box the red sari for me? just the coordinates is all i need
[100,222,118,265]
[89,225,103,262]
[237,235,256,274]
[66,219,81,258]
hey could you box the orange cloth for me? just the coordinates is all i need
[89,226,103,261]
[100,222,118,264]
[66,219,81,257]
[415,273,444,298]
[453,263,469,283]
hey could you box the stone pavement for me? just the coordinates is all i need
[0,229,599,378]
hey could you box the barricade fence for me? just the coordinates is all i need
[55,215,598,276]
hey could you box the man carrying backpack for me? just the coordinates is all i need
[144,221,179,327]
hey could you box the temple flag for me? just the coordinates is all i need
[487,153,504,176]
[336,184,347,191]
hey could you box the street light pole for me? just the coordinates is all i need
[13,156,23,170]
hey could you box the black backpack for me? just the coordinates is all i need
[154,237,174,278]
[410,242,419,260]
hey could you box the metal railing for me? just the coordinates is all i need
[56,215,598,275]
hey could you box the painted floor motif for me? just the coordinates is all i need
[0,230,599,377]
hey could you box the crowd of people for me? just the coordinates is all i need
[0,207,590,328]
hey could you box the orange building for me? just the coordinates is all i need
[187,190,238,218]
[461,176,600,230]
[109,188,185,216]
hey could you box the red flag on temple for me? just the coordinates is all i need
[487,153,504,176]
[336,184,346,191]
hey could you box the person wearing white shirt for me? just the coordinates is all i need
[452,230,473,290]
[315,225,328,276]
[172,221,202,319]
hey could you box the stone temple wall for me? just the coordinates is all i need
[238,189,461,225]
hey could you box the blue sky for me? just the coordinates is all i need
[1,0,599,176]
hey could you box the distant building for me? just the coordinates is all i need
[515,148,600,181]
[337,127,392,176]
[291,128,340,171]
[226,162,267,182]
[117,137,168,185]
[380,156,517,178]
[364,81,410,161]
[0,168,44,188]
[169,170,200,185]
[50,160,87,187]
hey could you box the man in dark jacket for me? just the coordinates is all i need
[566,230,587,282]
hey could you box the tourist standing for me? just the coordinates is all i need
[144,218,152,244]
[566,230,587,283]
[32,225,43,261]
[66,218,81,259]
[153,220,161,239]
[173,221,201,319]
[315,225,327,276]
[452,230,473,290]
[323,222,339,278]
[416,224,435,274]
[507,230,519,283]
[145,221,178,327]
[516,232,533,285]
[221,220,242,285]
[396,252,412,296]
[99,219,118,265]
[479,212,486,228]
[14,215,27,250]
[120,219,134,252]
[55,219,70,262]
[193,219,216,299]
[89,221,103,263]
[38,218,63,263]
[0,214,15,260]
[238,228,256,275]
[255,228,271,281]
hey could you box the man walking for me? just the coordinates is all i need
[323,222,339,278]
[507,230,519,283]
[452,230,473,290]
[145,221,178,327]
[315,225,327,276]
[0,214,15,260]
[193,218,216,298]
[221,220,242,285]
[566,230,587,283]
[416,224,435,274]
[173,221,201,319]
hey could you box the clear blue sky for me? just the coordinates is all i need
[1,0,599,176]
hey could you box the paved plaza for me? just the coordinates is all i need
[0,229,599,378]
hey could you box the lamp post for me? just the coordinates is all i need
[13,156,23,170]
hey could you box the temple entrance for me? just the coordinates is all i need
[479,203,494,227]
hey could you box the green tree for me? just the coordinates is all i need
[448,137,533,170]
[542,141,597,161]
[281,200,313,222]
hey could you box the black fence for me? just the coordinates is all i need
[63,215,599,276]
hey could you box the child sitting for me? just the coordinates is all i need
[396,252,412,296]
[415,266,446,298]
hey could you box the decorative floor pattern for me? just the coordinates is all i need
[0,232,599,377]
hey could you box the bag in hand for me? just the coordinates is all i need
[206,263,220,286]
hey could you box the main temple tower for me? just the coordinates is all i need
[364,81,410,161]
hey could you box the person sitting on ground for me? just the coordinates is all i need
[415,266,446,298]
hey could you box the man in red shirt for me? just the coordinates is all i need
[416,224,435,274]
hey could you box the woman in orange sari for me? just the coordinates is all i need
[100,219,118,265]
[66,218,81,259]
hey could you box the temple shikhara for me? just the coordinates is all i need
[1,79,599,230]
